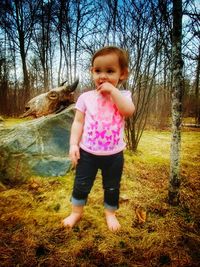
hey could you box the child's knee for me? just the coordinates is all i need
[72,182,92,203]
[72,188,89,199]
[104,187,120,207]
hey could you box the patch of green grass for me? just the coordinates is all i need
[126,130,171,166]
[181,131,200,166]
[0,129,200,266]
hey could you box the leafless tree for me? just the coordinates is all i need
[116,0,169,150]
[183,0,200,124]
[194,46,200,124]
[0,0,40,101]
[168,0,183,205]
[31,0,54,90]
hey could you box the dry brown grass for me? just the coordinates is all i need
[0,129,200,266]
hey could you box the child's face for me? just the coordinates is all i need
[91,53,126,89]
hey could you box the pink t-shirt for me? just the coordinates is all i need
[75,89,132,155]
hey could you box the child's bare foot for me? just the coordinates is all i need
[62,205,83,229]
[62,212,82,229]
[105,210,121,232]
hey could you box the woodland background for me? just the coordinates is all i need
[0,0,199,130]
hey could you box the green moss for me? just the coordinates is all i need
[0,129,199,266]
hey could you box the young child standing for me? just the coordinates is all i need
[63,46,135,232]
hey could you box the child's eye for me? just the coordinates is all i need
[94,69,101,73]
[107,70,114,73]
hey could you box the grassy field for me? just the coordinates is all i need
[0,124,200,266]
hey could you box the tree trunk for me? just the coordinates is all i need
[168,0,183,205]
[20,39,30,98]
[15,0,30,101]
[195,46,200,124]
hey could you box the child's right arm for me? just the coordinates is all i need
[69,110,85,167]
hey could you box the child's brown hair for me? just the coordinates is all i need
[91,46,129,81]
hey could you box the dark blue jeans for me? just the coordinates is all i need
[71,148,124,210]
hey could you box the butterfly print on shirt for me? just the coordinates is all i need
[90,121,98,130]
[98,140,111,150]
[112,128,120,137]
[105,135,112,141]
[95,130,106,139]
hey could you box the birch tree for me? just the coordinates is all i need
[168,0,183,205]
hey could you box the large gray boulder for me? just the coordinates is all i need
[0,106,74,183]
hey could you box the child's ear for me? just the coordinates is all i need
[120,68,129,81]
[90,67,94,73]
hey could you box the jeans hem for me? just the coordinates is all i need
[104,202,118,211]
[71,196,87,206]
